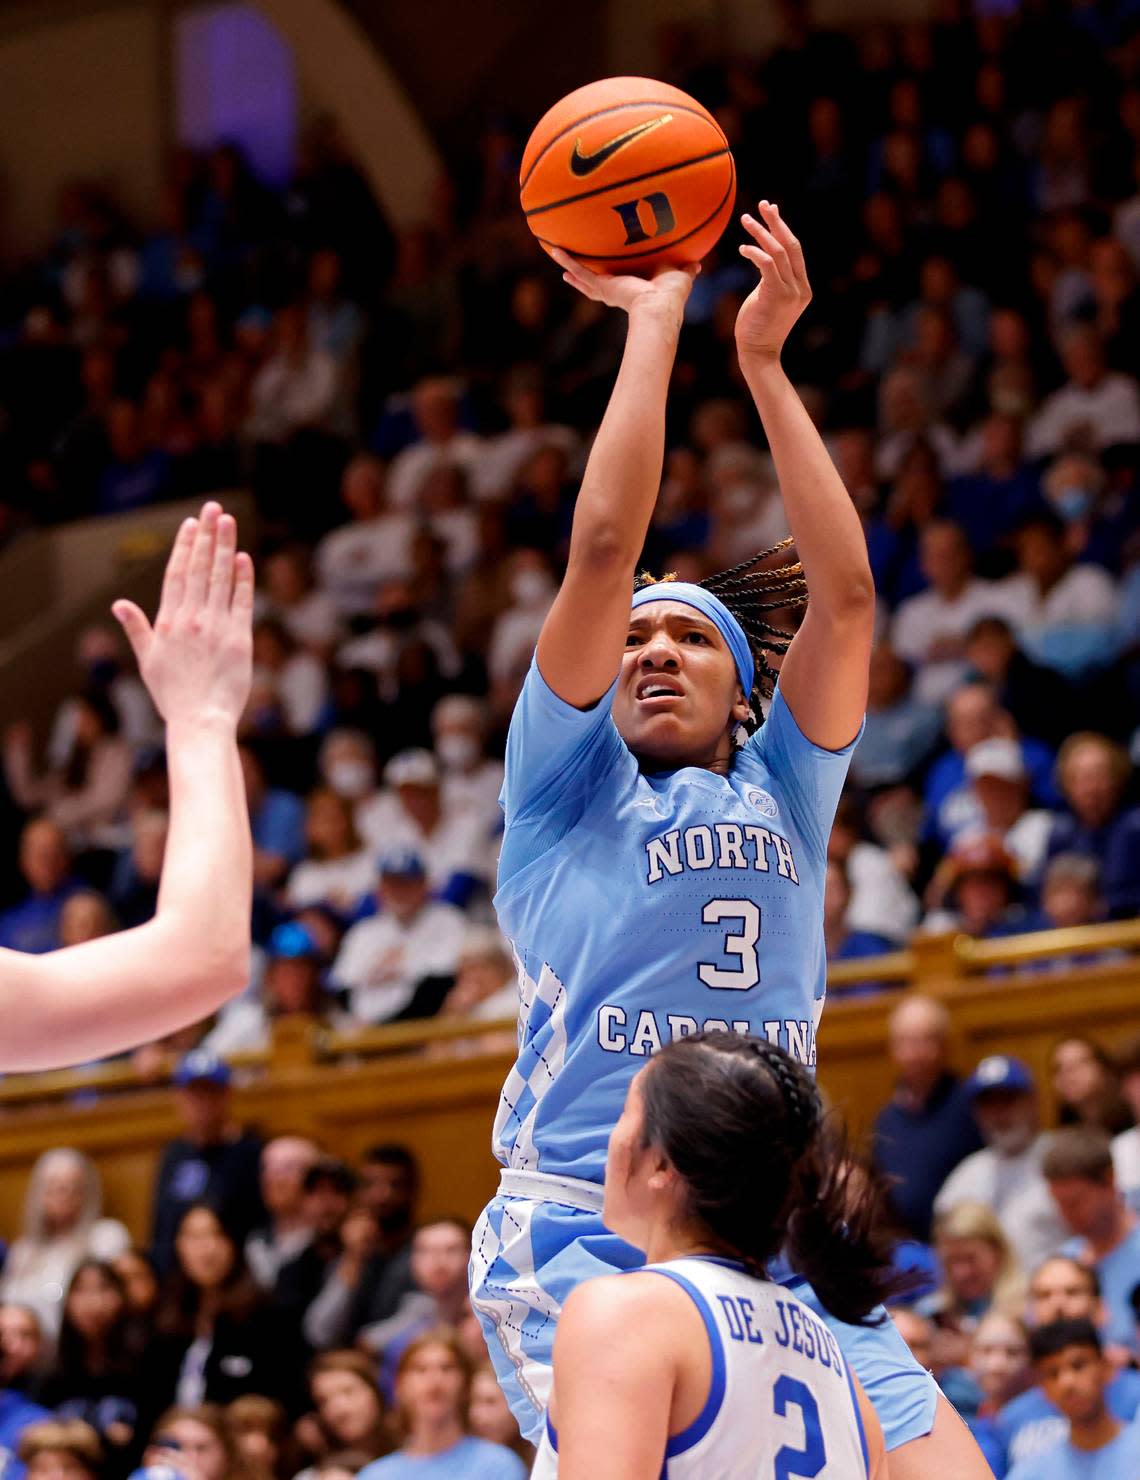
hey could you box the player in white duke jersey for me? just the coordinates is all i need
[534,1030,888,1478]
[0,502,255,1069]
[471,204,988,1475]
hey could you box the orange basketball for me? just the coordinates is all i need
[520,76,736,275]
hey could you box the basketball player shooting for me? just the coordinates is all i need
[0,501,254,1071]
[471,205,989,1475]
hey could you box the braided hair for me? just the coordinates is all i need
[638,1030,906,1327]
[633,538,809,732]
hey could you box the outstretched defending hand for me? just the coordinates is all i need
[734,201,812,364]
[550,247,698,325]
[112,500,254,729]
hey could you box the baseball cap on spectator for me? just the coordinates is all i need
[966,1055,1035,1099]
[965,739,1026,783]
[172,1050,231,1088]
[384,749,439,788]
[377,848,427,880]
[267,921,322,959]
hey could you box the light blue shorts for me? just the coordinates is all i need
[470,1177,940,1451]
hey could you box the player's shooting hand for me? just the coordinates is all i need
[734,202,812,365]
[550,247,698,325]
[112,501,254,731]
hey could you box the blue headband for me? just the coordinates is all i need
[630,582,754,696]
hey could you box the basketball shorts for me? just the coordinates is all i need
[470,1168,941,1451]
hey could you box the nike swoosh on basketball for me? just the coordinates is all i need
[569,114,673,176]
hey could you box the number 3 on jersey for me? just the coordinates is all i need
[698,899,761,990]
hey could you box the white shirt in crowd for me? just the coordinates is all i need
[355,795,496,890]
[386,435,486,510]
[335,620,462,702]
[845,840,919,943]
[332,901,467,1023]
[252,652,328,735]
[934,1136,1069,1272]
[470,424,581,500]
[246,349,339,443]
[48,675,159,764]
[315,513,417,614]
[441,758,506,834]
[892,579,1026,705]
[1025,373,1140,458]
[285,849,378,915]
[256,589,343,651]
[487,602,553,688]
[942,801,1054,885]
[999,566,1119,631]
[1112,1126,1140,1209]
[0,1219,131,1336]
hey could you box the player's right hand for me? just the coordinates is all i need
[112,501,254,731]
[550,247,697,323]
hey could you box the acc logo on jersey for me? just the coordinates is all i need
[745,786,778,819]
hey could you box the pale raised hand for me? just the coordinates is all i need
[734,201,812,364]
[112,501,254,729]
[549,246,698,324]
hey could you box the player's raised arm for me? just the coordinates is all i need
[536,251,696,709]
[735,203,875,750]
[0,502,254,1071]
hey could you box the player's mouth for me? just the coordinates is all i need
[635,675,684,708]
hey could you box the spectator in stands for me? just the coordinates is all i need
[963,617,1069,749]
[385,379,485,513]
[467,1365,532,1468]
[330,851,466,1025]
[1111,1037,1140,1211]
[4,693,132,855]
[248,620,328,738]
[146,1204,308,1420]
[284,791,375,919]
[0,1151,128,1338]
[947,414,1042,560]
[872,994,983,1241]
[222,1395,287,1480]
[891,520,1022,704]
[314,458,414,619]
[141,1405,240,1480]
[110,1251,157,1326]
[1043,1128,1140,1355]
[49,626,158,761]
[827,796,918,945]
[17,1419,101,1480]
[39,1259,142,1474]
[823,860,893,965]
[240,746,306,897]
[356,1220,472,1394]
[96,401,172,514]
[439,929,518,1023]
[996,1257,1140,1470]
[1005,1320,1140,1478]
[1051,1038,1133,1137]
[923,832,1025,938]
[245,1138,321,1294]
[358,1330,526,1479]
[935,1056,1068,1270]
[920,1202,1026,1370]
[270,1159,358,1326]
[1002,515,1120,682]
[317,732,379,812]
[485,548,556,709]
[965,1313,1031,1473]
[0,1378,49,1480]
[0,1307,45,1399]
[256,546,341,658]
[0,820,80,955]
[1045,732,1140,917]
[245,305,339,450]
[952,740,1053,887]
[1025,325,1140,459]
[305,1352,392,1469]
[108,809,167,929]
[150,1053,264,1278]
[850,642,942,790]
[430,697,503,833]
[57,891,116,949]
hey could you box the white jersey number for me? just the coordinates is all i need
[698,899,761,990]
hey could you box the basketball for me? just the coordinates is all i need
[520,76,736,275]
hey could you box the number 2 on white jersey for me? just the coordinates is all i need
[698,899,761,990]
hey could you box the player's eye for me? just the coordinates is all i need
[682,630,709,644]
[624,632,643,647]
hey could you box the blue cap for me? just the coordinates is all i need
[966,1055,1035,1099]
[377,848,426,880]
[268,921,321,959]
[173,1050,231,1089]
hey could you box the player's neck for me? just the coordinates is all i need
[1068,1405,1119,1452]
[643,1226,732,1266]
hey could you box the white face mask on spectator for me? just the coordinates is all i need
[325,759,375,800]
[436,733,479,771]
[510,569,553,607]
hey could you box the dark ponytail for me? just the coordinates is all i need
[639,1031,905,1327]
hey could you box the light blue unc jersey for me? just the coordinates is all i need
[531,1256,870,1479]
[492,658,857,1184]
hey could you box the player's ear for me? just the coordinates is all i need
[731,686,751,724]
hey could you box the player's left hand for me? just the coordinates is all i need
[734,201,812,364]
